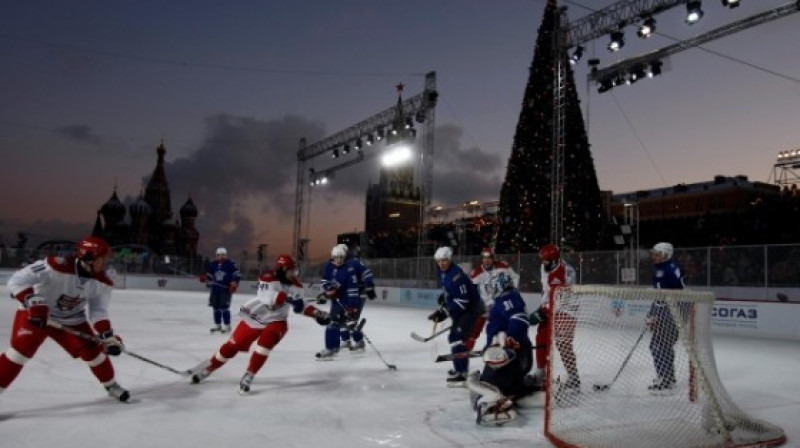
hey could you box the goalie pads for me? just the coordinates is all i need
[466,372,517,426]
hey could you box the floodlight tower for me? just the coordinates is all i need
[293,72,437,265]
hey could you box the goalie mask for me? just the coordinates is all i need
[495,272,514,292]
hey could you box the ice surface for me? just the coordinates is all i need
[0,286,798,448]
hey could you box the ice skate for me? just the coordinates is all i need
[220,324,231,334]
[350,340,366,352]
[105,382,130,402]
[238,372,254,395]
[446,369,468,388]
[315,348,338,360]
[554,375,581,406]
[340,340,353,350]
[648,377,676,395]
[188,360,212,384]
[210,324,222,333]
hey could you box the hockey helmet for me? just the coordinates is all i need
[215,247,228,257]
[434,246,453,261]
[275,254,297,271]
[331,244,348,259]
[77,236,111,261]
[480,247,494,259]
[495,272,514,292]
[651,242,673,260]
[539,243,560,262]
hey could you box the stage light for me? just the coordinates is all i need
[404,117,414,129]
[366,134,374,146]
[721,0,740,8]
[607,30,625,52]
[597,77,614,94]
[331,148,339,158]
[342,144,350,155]
[637,17,656,38]
[649,60,663,77]
[354,139,362,150]
[686,1,704,25]
[376,129,385,141]
[629,65,647,83]
[570,46,584,65]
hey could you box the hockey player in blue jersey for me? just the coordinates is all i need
[647,242,689,393]
[315,244,375,359]
[202,247,241,334]
[467,272,538,425]
[428,246,485,387]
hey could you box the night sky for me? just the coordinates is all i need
[1,0,797,261]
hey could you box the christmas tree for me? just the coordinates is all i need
[495,0,608,254]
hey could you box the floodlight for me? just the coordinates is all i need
[607,31,625,52]
[637,17,656,38]
[686,1,704,25]
[570,46,584,65]
[721,0,740,8]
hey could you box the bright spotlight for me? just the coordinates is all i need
[380,144,413,167]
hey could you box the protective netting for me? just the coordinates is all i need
[544,285,786,448]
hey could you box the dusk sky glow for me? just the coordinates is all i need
[1,1,798,261]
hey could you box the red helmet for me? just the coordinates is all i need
[275,254,297,271]
[539,243,560,262]
[480,247,494,258]
[77,236,111,261]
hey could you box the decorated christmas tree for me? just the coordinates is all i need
[495,0,608,254]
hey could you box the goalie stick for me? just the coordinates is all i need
[359,319,397,371]
[435,345,543,363]
[410,325,451,343]
[47,320,189,377]
[592,325,648,392]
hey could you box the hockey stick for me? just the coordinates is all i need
[359,319,397,371]
[592,326,648,392]
[410,325,451,343]
[435,350,483,362]
[47,321,189,377]
[435,345,544,363]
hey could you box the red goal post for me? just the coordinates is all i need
[544,285,786,448]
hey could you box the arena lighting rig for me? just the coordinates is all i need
[550,0,800,246]
[293,72,437,264]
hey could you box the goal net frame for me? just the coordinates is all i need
[543,285,786,448]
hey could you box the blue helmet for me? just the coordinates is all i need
[495,272,514,292]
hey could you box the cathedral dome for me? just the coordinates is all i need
[100,190,126,224]
[130,195,151,217]
[180,197,198,218]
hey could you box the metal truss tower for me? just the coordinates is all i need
[552,0,799,245]
[293,72,437,263]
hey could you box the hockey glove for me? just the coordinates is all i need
[198,274,207,283]
[529,307,547,326]
[436,292,446,307]
[315,292,328,305]
[313,309,331,326]
[365,288,376,300]
[229,282,239,294]
[25,294,49,329]
[428,307,448,323]
[99,331,124,356]
[287,296,305,314]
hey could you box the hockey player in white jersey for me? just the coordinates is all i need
[0,236,130,402]
[188,254,330,394]
[469,247,520,311]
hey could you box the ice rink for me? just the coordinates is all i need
[1,286,798,448]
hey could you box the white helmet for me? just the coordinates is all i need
[651,242,673,260]
[434,246,453,261]
[331,244,348,258]
[215,247,228,256]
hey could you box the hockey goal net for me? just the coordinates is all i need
[544,285,786,448]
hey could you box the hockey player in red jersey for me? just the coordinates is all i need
[0,236,130,402]
[530,243,580,395]
[187,254,330,394]
[469,247,520,312]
